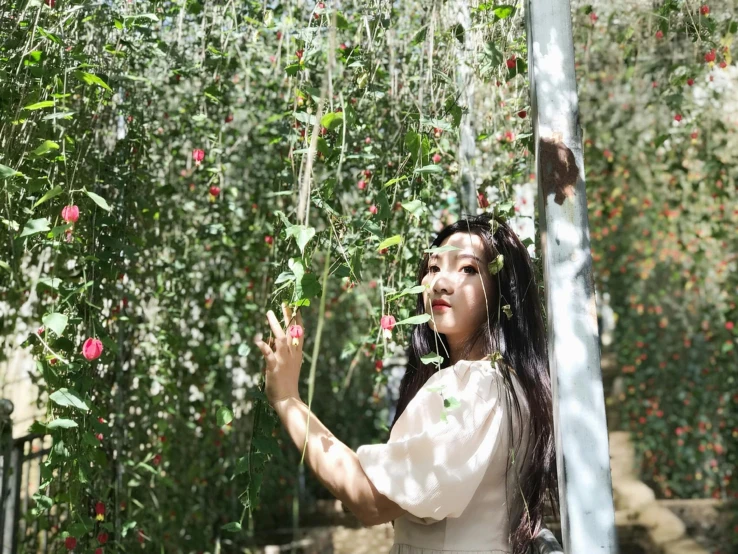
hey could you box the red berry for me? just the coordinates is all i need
[517,110,527,118]
[65,537,77,550]
[655,30,664,39]
[687,78,694,86]
[674,114,682,122]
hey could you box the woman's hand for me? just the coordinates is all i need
[254,302,304,409]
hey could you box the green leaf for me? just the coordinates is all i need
[382,176,408,189]
[31,140,60,156]
[43,312,68,337]
[85,190,112,212]
[488,254,504,275]
[222,522,242,532]
[285,225,315,255]
[320,111,344,131]
[49,389,89,412]
[444,396,461,410]
[424,245,462,255]
[33,185,63,208]
[395,313,431,326]
[0,164,24,179]
[493,5,516,19]
[19,218,51,237]
[414,164,443,174]
[285,63,302,76]
[41,111,75,121]
[217,407,233,427]
[377,235,402,251]
[386,284,427,302]
[420,352,444,366]
[46,418,78,429]
[23,100,55,111]
[73,71,112,91]
[401,199,426,218]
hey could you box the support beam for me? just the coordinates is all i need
[526,0,619,552]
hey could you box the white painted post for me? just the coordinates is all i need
[526,1,619,553]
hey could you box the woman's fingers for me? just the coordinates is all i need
[266,310,285,340]
[254,334,276,372]
[282,302,292,328]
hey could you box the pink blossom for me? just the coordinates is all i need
[192,149,205,166]
[289,324,304,346]
[380,315,396,339]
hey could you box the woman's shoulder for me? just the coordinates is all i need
[420,358,507,404]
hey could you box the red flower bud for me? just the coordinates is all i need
[61,205,80,224]
[700,5,709,15]
[192,149,205,166]
[209,185,220,197]
[82,338,103,361]
[264,235,274,245]
[655,30,663,39]
[369,205,378,215]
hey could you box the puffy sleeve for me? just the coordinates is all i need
[356,360,506,523]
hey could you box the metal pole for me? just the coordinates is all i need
[526,0,619,552]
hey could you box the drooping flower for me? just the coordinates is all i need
[369,205,378,215]
[192,148,205,166]
[700,5,710,15]
[506,55,516,69]
[432,153,442,164]
[209,185,220,197]
[82,337,103,361]
[375,360,384,371]
[61,205,80,224]
[687,78,694,86]
[674,114,682,122]
[655,30,663,39]
[380,315,396,340]
[95,502,105,522]
[704,49,716,63]
[264,235,274,245]
[288,324,304,346]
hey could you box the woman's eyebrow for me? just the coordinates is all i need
[429,253,482,263]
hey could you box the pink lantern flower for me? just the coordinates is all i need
[380,315,396,340]
[61,205,79,224]
[289,324,304,346]
[192,149,205,166]
[82,337,103,361]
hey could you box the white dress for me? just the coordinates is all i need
[357,357,532,554]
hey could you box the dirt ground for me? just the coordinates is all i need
[332,523,394,554]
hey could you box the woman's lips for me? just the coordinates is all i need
[432,304,451,311]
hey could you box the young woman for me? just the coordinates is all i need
[255,213,561,554]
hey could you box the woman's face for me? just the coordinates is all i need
[421,232,495,341]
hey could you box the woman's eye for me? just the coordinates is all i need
[428,265,477,274]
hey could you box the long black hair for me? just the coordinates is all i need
[389,212,559,554]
